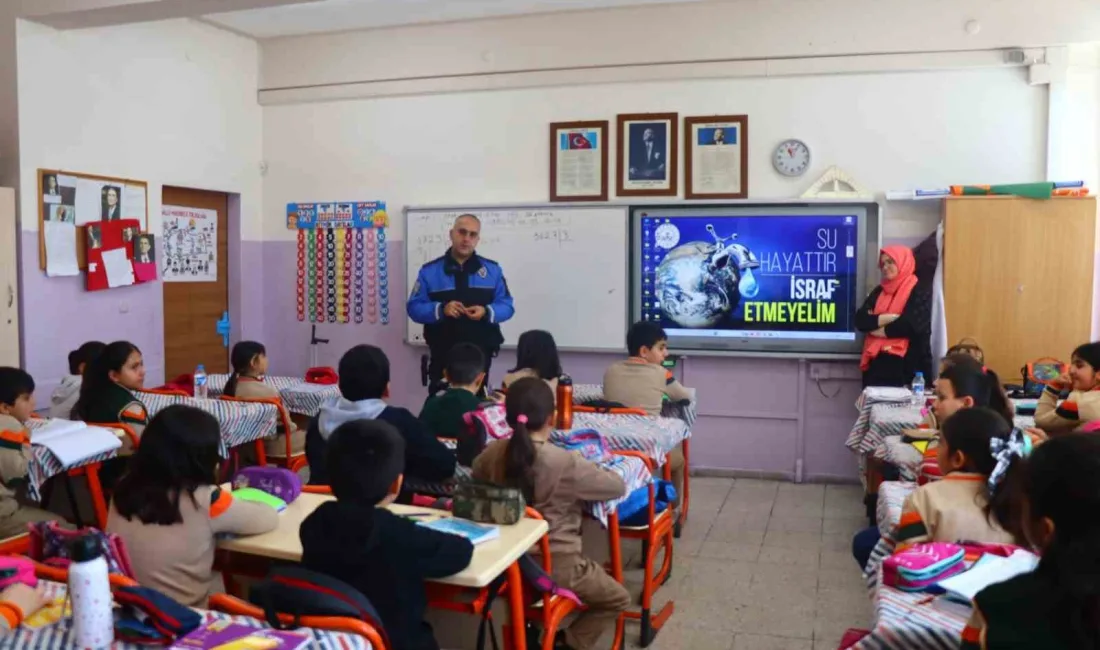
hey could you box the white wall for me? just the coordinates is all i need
[15,17,263,392]
[263,67,1047,244]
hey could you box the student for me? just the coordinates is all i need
[501,330,562,393]
[301,420,473,650]
[852,408,1016,569]
[419,343,488,466]
[603,320,691,509]
[960,433,1100,649]
[0,368,63,538]
[473,378,629,650]
[74,341,149,444]
[107,405,279,607]
[0,583,48,633]
[1035,341,1100,435]
[305,345,455,486]
[49,341,104,419]
[223,341,305,458]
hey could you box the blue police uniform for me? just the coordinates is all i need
[407,249,514,390]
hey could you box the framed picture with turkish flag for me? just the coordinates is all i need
[549,120,608,202]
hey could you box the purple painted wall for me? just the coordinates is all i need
[260,240,865,482]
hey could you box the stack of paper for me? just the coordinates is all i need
[30,419,123,466]
[418,517,500,545]
[937,550,1040,603]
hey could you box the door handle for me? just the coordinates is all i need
[5,284,11,309]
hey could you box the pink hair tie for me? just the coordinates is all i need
[517,415,528,424]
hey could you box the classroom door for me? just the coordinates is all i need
[0,188,19,367]
[161,186,229,379]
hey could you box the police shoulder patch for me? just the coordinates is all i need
[477,267,488,279]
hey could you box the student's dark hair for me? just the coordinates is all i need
[337,345,389,401]
[1014,433,1100,647]
[940,352,981,373]
[946,338,984,364]
[224,341,266,397]
[510,330,562,381]
[444,343,485,387]
[113,405,221,525]
[68,341,105,376]
[0,367,34,407]
[1072,341,1100,370]
[326,420,406,506]
[75,341,141,420]
[940,408,1019,536]
[626,321,667,357]
[939,363,1015,426]
[503,377,556,502]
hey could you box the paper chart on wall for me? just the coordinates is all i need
[43,221,79,277]
[73,178,103,226]
[101,248,135,288]
[122,185,146,229]
[162,205,218,282]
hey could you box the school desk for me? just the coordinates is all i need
[0,580,371,650]
[24,419,124,528]
[138,391,278,457]
[855,581,968,650]
[206,374,340,417]
[876,480,918,537]
[217,494,548,650]
[572,383,698,426]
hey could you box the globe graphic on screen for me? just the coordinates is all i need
[655,226,761,328]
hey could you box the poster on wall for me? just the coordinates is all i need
[162,205,217,282]
[684,115,748,199]
[616,112,678,197]
[549,120,608,202]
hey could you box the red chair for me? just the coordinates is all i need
[208,593,390,650]
[142,387,191,397]
[519,507,584,650]
[607,450,675,648]
[62,421,135,529]
[218,395,308,474]
[32,559,138,589]
[0,534,29,556]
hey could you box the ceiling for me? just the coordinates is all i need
[203,0,709,38]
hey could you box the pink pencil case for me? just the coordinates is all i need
[883,542,965,591]
[0,556,37,590]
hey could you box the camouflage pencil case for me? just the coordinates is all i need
[452,481,526,525]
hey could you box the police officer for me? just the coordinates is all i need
[407,214,514,393]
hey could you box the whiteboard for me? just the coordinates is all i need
[405,205,628,351]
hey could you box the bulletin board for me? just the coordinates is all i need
[37,168,149,271]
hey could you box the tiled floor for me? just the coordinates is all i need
[616,477,871,650]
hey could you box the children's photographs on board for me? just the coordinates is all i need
[617,113,678,197]
[47,204,75,224]
[162,205,218,283]
[86,224,102,250]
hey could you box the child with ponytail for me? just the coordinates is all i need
[223,341,305,458]
[961,433,1100,649]
[1035,341,1100,435]
[472,377,628,650]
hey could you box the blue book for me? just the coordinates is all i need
[417,517,500,545]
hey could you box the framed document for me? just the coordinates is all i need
[550,120,609,202]
[684,115,748,199]
[616,112,678,197]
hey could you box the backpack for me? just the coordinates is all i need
[249,566,390,647]
[1021,357,1066,397]
[28,521,135,579]
[232,466,302,504]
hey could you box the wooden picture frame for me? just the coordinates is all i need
[37,168,149,271]
[549,120,609,202]
[616,112,678,197]
[684,115,749,200]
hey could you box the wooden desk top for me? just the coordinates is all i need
[217,493,548,589]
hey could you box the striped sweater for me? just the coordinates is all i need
[1034,384,1100,434]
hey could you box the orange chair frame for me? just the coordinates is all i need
[141,387,191,397]
[0,534,29,556]
[208,593,390,650]
[32,560,138,589]
[607,450,675,648]
[60,421,136,530]
[218,395,308,474]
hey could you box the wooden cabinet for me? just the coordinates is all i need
[944,197,1097,381]
[0,187,18,367]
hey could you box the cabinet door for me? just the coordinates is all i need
[944,198,1096,379]
[0,188,19,367]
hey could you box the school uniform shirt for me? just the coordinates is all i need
[48,375,82,419]
[0,415,32,522]
[894,472,1014,549]
[472,439,625,555]
[960,569,1072,650]
[232,377,305,457]
[106,485,279,607]
[500,368,559,394]
[1034,384,1100,434]
[80,382,149,441]
[602,358,692,416]
[300,500,474,650]
[305,397,456,486]
[419,387,483,466]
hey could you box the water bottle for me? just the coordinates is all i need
[69,533,113,649]
[194,364,207,399]
[910,372,925,407]
[556,375,574,430]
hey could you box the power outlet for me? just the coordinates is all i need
[809,362,861,381]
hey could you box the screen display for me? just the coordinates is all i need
[638,212,860,344]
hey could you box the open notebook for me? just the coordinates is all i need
[30,419,123,466]
[937,549,1040,604]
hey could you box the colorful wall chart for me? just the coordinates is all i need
[287,201,390,325]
